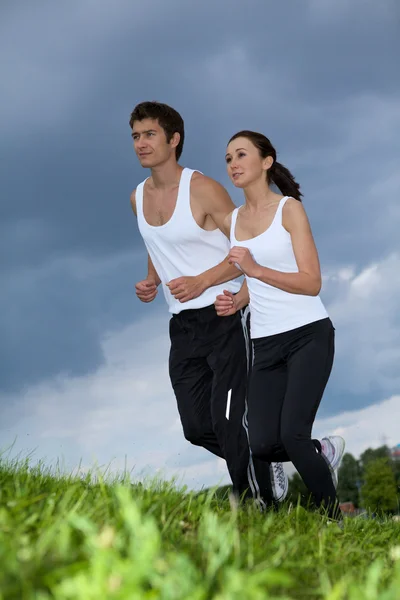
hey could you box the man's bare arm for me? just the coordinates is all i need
[147,254,161,286]
[130,189,161,301]
[194,176,242,286]
[168,256,242,303]
[167,179,242,302]
[200,256,241,288]
[192,174,236,237]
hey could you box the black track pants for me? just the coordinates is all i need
[247,317,339,518]
[169,304,274,507]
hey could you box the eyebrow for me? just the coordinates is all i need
[131,129,157,137]
[225,147,246,158]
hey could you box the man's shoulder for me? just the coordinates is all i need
[130,175,151,208]
[130,188,137,214]
[190,171,225,195]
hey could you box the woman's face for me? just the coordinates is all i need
[225,137,269,188]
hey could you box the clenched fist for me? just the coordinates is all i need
[135,278,159,303]
[167,275,207,303]
[214,289,239,317]
[228,246,259,277]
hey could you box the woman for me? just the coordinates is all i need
[215,130,344,520]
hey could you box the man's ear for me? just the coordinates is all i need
[170,132,180,149]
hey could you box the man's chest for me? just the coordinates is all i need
[142,187,178,226]
[143,189,215,230]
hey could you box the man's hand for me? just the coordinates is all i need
[167,275,207,303]
[228,247,259,277]
[214,290,239,316]
[135,278,159,303]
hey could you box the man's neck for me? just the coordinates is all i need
[150,162,184,190]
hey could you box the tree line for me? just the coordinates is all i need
[288,445,400,514]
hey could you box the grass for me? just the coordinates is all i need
[0,457,399,599]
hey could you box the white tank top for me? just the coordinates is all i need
[136,167,240,314]
[230,196,328,338]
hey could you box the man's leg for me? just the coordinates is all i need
[169,312,223,458]
[207,308,275,508]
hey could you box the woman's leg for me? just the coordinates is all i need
[279,319,340,518]
[247,335,322,465]
[247,336,288,463]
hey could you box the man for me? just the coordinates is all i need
[129,100,288,506]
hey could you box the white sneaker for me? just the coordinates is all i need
[321,436,346,488]
[271,462,288,501]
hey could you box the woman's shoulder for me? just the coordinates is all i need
[282,196,306,215]
[282,197,309,231]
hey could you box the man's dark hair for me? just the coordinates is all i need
[129,101,185,160]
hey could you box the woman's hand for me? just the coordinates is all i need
[228,247,259,278]
[214,290,239,316]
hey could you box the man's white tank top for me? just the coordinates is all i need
[230,196,328,338]
[136,167,240,314]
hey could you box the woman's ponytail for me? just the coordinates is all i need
[270,161,302,201]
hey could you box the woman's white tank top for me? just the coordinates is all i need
[230,196,328,338]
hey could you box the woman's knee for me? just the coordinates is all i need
[280,427,309,455]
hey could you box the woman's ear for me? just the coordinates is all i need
[262,155,274,171]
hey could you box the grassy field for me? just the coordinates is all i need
[0,458,399,599]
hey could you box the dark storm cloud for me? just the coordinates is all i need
[2,0,398,265]
[0,250,153,392]
[1,0,399,394]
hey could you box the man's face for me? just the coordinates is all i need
[131,118,172,168]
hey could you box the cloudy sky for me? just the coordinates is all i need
[1,0,399,489]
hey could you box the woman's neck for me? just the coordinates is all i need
[243,180,280,212]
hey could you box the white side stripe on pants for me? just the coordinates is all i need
[240,307,267,511]
[226,389,232,420]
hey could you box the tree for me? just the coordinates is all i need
[394,460,400,489]
[359,445,391,471]
[361,457,398,514]
[337,453,362,507]
[391,451,400,489]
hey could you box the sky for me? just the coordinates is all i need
[1,0,399,489]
